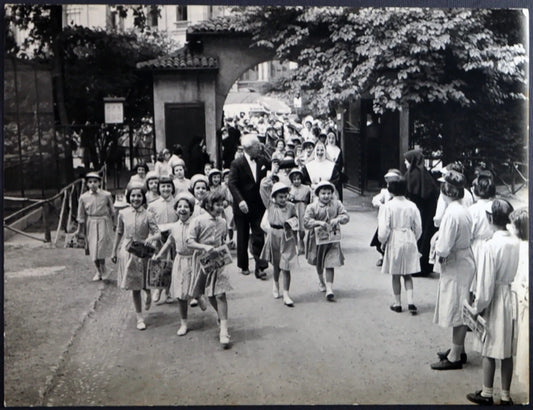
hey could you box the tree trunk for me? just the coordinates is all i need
[50,5,74,181]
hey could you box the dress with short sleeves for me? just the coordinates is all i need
[147,196,178,257]
[433,201,476,327]
[186,212,232,297]
[173,178,190,195]
[116,207,159,291]
[290,184,312,234]
[472,231,519,359]
[304,200,350,272]
[260,202,298,271]
[168,219,194,300]
[77,189,115,261]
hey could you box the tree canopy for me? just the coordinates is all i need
[231,7,527,115]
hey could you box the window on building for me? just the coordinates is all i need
[148,6,158,28]
[176,5,188,21]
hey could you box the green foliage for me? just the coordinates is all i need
[231,6,527,164]
[232,7,526,116]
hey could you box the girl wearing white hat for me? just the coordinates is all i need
[259,180,298,307]
[76,172,115,281]
[303,181,350,301]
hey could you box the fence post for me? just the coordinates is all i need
[43,201,51,242]
[511,162,515,194]
[53,190,68,247]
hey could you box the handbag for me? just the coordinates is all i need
[126,240,156,258]
[147,258,173,289]
[65,232,86,249]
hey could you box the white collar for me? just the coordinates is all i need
[244,152,255,163]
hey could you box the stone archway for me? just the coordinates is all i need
[138,26,275,167]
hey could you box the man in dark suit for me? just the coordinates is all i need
[228,134,269,279]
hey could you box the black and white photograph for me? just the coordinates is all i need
[3,3,530,406]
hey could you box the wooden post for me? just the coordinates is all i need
[66,185,74,232]
[53,190,68,247]
[43,202,51,242]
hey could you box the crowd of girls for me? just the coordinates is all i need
[370,150,528,404]
[77,133,527,402]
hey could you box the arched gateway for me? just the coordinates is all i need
[138,20,275,168]
[138,18,407,193]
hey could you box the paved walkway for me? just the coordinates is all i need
[3,189,529,405]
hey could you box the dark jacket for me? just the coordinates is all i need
[228,155,270,218]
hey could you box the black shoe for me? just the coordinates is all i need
[254,269,267,280]
[430,358,462,370]
[466,390,493,405]
[408,304,418,315]
[500,398,513,406]
[437,349,467,364]
[390,304,402,313]
[240,269,251,276]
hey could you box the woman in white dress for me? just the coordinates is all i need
[301,141,340,198]
[430,170,476,370]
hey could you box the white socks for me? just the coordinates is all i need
[219,319,229,336]
[500,390,510,401]
[394,294,401,306]
[481,386,493,398]
[325,282,333,294]
[406,289,414,305]
[448,344,463,362]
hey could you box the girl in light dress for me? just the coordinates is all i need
[509,208,528,400]
[271,139,286,162]
[430,170,476,371]
[187,174,210,308]
[466,199,520,406]
[260,180,298,307]
[189,174,210,218]
[145,171,160,205]
[303,181,350,301]
[288,169,312,255]
[127,162,149,187]
[147,176,177,305]
[154,192,201,336]
[377,177,422,315]
[172,161,190,195]
[370,169,402,267]
[186,191,233,347]
[154,148,172,177]
[111,182,161,330]
[467,174,495,294]
[76,172,115,281]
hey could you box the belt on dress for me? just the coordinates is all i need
[292,200,305,203]
[270,224,284,229]
[177,252,193,257]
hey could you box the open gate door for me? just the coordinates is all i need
[343,99,366,194]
